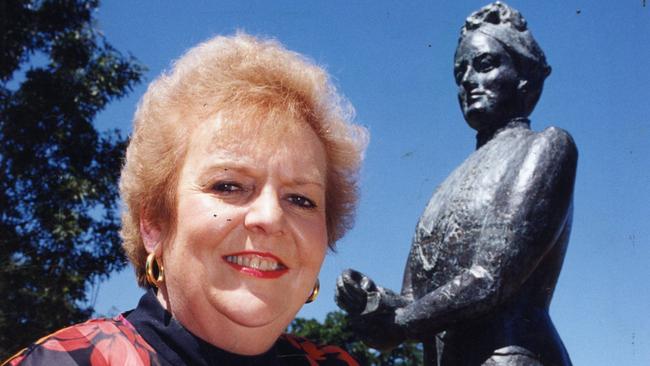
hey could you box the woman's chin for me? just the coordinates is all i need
[216,292,295,329]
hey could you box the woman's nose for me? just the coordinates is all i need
[244,187,285,236]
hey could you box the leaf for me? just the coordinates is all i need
[0,0,144,358]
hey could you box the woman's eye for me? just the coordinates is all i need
[287,194,317,209]
[212,182,243,194]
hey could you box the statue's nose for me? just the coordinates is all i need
[460,67,477,91]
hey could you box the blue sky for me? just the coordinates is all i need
[91,1,649,365]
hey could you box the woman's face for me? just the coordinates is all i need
[156,113,328,355]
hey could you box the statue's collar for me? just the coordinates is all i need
[476,118,531,148]
[503,117,531,130]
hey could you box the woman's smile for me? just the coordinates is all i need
[224,251,289,278]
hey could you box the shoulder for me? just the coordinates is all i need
[3,316,158,366]
[536,126,578,157]
[276,334,359,366]
[512,126,578,195]
[516,126,578,170]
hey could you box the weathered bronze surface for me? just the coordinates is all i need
[335,2,577,365]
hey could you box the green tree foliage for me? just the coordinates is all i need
[289,311,423,366]
[0,0,144,357]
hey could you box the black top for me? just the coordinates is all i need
[6,290,358,366]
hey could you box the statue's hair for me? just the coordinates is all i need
[461,1,528,36]
[459,1,551,115]
[119,32,368,288]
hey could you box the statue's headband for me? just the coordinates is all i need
[460,1,550,79]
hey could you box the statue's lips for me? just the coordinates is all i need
[467,90,487,102]
[464,91,490,112]
[223,251,288,279]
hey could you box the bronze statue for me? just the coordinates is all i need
[335,2,577,365]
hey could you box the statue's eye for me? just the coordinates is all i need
[454,61,467,84]
[474,54,499,72]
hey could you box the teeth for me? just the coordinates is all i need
[260,260,270,271]
[226,255,281,271]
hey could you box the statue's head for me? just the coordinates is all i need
[454,2,551,131]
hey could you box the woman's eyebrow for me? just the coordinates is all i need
[290,179,325,189]
[195,162,254,182]
[196,157,325,188]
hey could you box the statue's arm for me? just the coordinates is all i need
[395,128,578,338]
[400,257,415,302]
[335,244,419,349]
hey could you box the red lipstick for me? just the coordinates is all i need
[223,251,288,279]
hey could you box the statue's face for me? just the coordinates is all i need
[454,32,522,131]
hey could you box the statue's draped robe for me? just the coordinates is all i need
[400,121,576,366]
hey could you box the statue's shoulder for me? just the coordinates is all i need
[532,126,578,159]
[537,126,576,149]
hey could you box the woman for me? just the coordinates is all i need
[5,32,368,365]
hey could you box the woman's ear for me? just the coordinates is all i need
[140,211,162,254]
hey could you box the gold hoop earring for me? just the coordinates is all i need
[306,278,320,303]
[145,252,164,287]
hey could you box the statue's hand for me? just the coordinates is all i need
[335,269,409,350]
[335,269,378,315]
